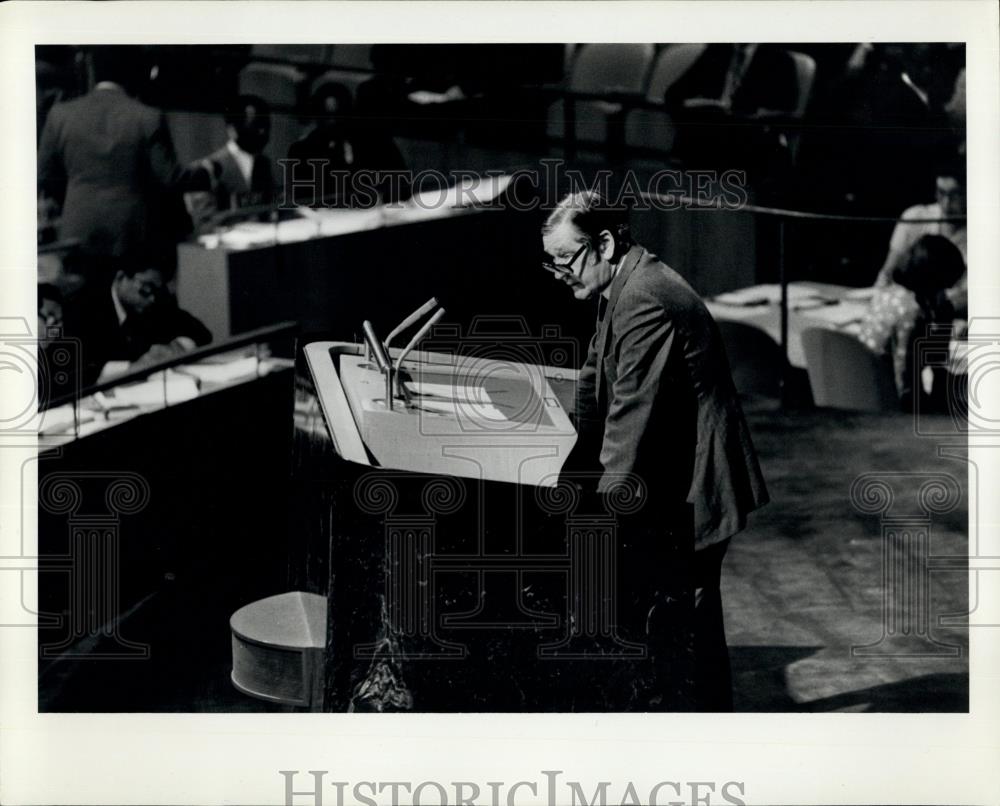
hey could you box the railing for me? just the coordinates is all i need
[42,320,299,414]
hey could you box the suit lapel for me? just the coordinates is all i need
[595,245,646,406]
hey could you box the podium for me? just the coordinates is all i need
[305,337,650,712]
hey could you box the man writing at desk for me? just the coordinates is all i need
[71,250,212,386]
[544,191,768,711]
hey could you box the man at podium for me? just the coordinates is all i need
[543,190,769,710]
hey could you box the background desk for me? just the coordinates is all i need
[37,359,296,711]
[706,282,869,369]
[176,178,598,352]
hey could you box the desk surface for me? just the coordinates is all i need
[192,174,515,252]
[706,282,870,369]
[39,352,293,448]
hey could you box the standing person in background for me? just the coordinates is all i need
[185,94,275,232]
[37,47,211,267]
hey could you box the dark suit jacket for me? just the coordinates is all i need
[185,145,274,231]
[37,86,206,256]
[69,287,213,387]
[573,246,768,549]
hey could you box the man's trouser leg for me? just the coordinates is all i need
[692,537,733,711]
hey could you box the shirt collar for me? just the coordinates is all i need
[111,283,128,326]
[600,257,625,300]
[226,139,255,186]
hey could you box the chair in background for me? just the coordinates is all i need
[781,50,817,166]
[717,320,785,399]
[786,50,817,119]
[546,43,656,154]
[625,43,707,157]
[801,327,899,412]
[238,62,309,172]
[310,44,376,104]
[329,44,373,71]
[249,44,333,66]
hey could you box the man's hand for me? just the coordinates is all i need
[132,344,179,368]
[133,337,199,367]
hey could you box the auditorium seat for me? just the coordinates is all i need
[328,44,373,71]
[783,50,818,165]
[310,70,369,106]
[625,43,707,156]
[238,62,310,171]
[787,50,817,118]
[801,327,899,412]
[249,44,333,66]
[547,43,656,152]
[717,319,785,399]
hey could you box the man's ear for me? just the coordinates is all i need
[598,229,616,262]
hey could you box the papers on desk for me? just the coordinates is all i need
[177,355,259,386]
[797,302,866,327]
[843,286,877,302]
[393,175,514,222]
[713,283,835,306]
[38,404,95,436]
[193,175,512,249]
[197,209,384,250]
[97,370,199,408]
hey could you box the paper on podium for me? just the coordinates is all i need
[334,353,577,486]
[403,380,508,421]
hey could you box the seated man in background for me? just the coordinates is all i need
[858,234,966,402]
[68,249,212,386]
[185,94,275,232]
[285,83,410,207]
[873,158,967,316]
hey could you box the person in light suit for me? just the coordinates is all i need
[544,190,768,711]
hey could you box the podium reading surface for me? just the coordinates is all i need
[309,344,577,487]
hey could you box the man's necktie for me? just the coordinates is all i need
[250,157,271,197]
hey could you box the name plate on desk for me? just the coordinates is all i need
[326,350,577,487]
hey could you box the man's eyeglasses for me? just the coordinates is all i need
[541,243,589,279]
